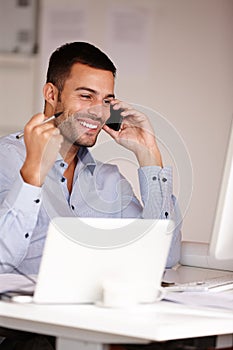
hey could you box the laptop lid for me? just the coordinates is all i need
[33,218,174,304]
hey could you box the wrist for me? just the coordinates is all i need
[136,147,163,167]
[20,163,44,187]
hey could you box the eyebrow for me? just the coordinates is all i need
[75,87,115,99]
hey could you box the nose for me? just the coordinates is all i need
[88,104,110,120]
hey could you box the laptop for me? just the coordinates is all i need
[32,217,174,304]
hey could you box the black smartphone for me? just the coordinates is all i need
[106,105,123,131]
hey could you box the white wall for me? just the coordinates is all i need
[0,54,37,136]
[0,0,233,244]
[148,0,233,243]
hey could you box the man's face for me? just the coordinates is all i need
[56,63,115,147]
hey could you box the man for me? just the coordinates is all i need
[0,41,181,349]
[0,42,181,276]
[0,41,181,271]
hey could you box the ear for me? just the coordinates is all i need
[43,83,59,108]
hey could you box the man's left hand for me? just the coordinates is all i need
[103,100,163,167]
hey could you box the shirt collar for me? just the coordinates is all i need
[55,147,96,175]
[77,147,96,174]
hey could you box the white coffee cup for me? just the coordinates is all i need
[100,280,164,308]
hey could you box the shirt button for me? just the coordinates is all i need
[25,233,29,239]
[165,212,169,218]
[61,177,66,182]
[152,176,157,181]
[34,199,40,204]
[162,178,167,182]
[71,205,75,210]
[60,162,65,167]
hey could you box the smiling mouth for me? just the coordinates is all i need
[79,120,98,130]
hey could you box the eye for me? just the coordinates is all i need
[103,99,112,106]
[80,94,92,100]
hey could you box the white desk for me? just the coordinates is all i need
[0,266,233,350]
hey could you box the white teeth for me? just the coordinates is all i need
[80,121,98,129]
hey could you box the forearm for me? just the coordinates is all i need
[120,166,174,219]
[138,166,173,219]
[0,175,42,273]
[138,166,182,267]
[164,194,182,267]
[135,143,163,168]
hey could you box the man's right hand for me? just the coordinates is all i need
[20,113,63,187]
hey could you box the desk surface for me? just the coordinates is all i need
[0,266,233,347]
[1,297,233,343]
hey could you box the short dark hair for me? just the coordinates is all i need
[46,42,116,93]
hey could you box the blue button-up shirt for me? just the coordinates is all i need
[0,133,181,274]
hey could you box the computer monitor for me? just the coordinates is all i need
[181,121,233,271]
[208,120,233,267]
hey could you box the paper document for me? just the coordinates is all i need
[164,291,233,311]
[0,274,36,294]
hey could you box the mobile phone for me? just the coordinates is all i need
[106,105,123,131]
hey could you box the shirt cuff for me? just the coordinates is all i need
[138,166,173,196]
[5,173,42,214]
